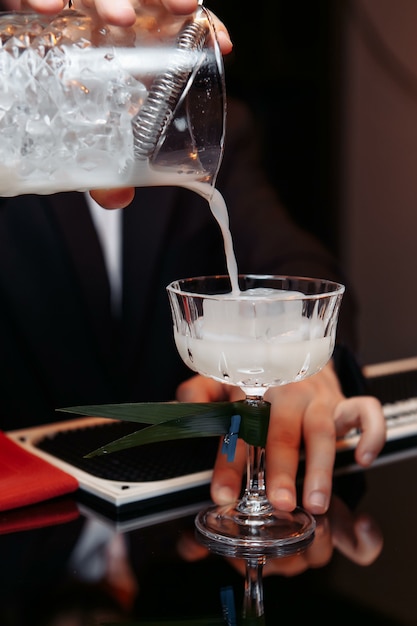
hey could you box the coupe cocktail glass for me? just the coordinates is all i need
[167,274,344,555]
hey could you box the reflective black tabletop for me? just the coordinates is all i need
[1,448,416,626]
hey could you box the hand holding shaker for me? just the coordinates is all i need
[0,2,225,196]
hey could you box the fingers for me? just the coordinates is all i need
[265,365,343,515]
[334,396,386,467]
[264,391,337,515]
[265,360,386,517]
[20,0,65,11]
[19,0,233,54]
[207,13,233,55]
[301,394,385,513]
[264,386,306,512]
[89,188,135,209]
[74,0,233,57]
[210,437,247,505]
[20,0,196,27]
[301,399,337,515]
[161,0,199,14]
[175,375,386,520]
[75,0,137,26]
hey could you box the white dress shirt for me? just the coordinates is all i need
[85,193,123,317]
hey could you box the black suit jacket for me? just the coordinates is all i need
[0,99,356,430]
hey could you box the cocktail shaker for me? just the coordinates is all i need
[0,4,225,196]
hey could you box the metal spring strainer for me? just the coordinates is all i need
[131,12,210,161]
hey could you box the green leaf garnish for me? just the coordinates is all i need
[58,400,270,457]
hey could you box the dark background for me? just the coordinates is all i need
[206,0,343,255]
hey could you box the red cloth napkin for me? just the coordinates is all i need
[0,431,79,512]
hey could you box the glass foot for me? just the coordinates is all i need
[195,502,316,558]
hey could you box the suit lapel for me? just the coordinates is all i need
[48,192,116,367]
[49,187,178,381]
[121,186,176,370]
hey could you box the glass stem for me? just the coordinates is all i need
[242,558,266,621]
[237,395,273,516]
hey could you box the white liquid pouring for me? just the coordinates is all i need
[185,181,240,294]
